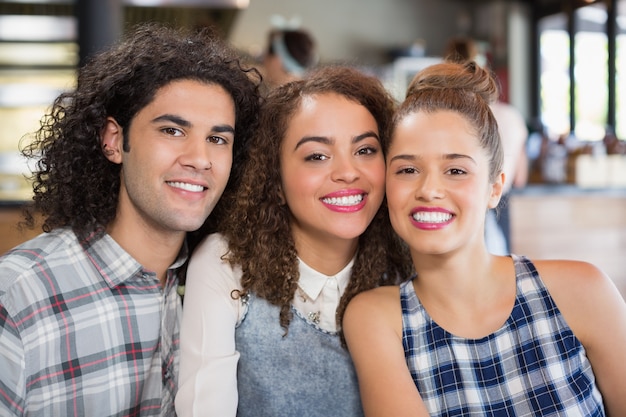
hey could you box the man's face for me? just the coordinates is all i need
[107,79,236,239]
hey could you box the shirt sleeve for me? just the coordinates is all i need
[0,303,26,416]
[175,233,243,417]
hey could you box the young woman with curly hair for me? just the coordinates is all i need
[177,65,412,417]
[0,23,261,416]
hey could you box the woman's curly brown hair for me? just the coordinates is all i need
[219,65,413,334]
[20,23,261,235]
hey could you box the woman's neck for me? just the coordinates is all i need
[294,235,358,276]
[410,249,516,338]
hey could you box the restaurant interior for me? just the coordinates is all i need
[0,0,624,299]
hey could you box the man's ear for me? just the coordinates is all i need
[100,117,123,164]
[488,172,505,209]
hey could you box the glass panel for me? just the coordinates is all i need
[0,69,76,175]
[574,3,608,141]
[539,13,570,139]
[0,42,78,67]
[0,15,76,42]
[617,0,626,139]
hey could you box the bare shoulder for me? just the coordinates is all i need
[343,282,429,416]
[349,284,401,304]
[343,284,403,336]
[532,258,613,297]
[531,258,626,342]
[345,285,401,318]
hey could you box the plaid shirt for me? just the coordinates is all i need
[401,254,605,416]
[0,227,183,417]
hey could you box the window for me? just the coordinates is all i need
[539,13,570,138]
[617,0,626,139]
[538,1,619,143]
[574,3,608,141]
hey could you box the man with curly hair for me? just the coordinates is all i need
[0,23,260,416]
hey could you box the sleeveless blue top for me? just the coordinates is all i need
[401,254,605,416]
[235,294,364,417]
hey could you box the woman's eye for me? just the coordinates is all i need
[397,167,417,175]
[305,153,328,162]
[356,146,379,156]
[448,168,467,175]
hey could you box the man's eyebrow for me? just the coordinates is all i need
[152,114,190,127]
[152,114,235,134]
[213,124,235,134]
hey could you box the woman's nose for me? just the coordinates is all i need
[330,155,360,183]
[415,173,444,201]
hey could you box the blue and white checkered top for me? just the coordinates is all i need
[401,254,605,416]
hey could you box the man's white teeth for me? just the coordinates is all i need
[322,194,364,206]
[168,181,204,192]
[412,211,452,223]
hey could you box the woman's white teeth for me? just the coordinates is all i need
[412,211,452,223]
[168,181,204,192]
[323,194,363,206]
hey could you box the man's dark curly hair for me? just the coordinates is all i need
[219,65,413,334]
[20,23,261,235]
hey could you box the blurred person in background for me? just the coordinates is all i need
[445,36,528,255]
[257,17,318,93]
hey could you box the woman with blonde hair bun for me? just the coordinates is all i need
[343,60,626,416]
